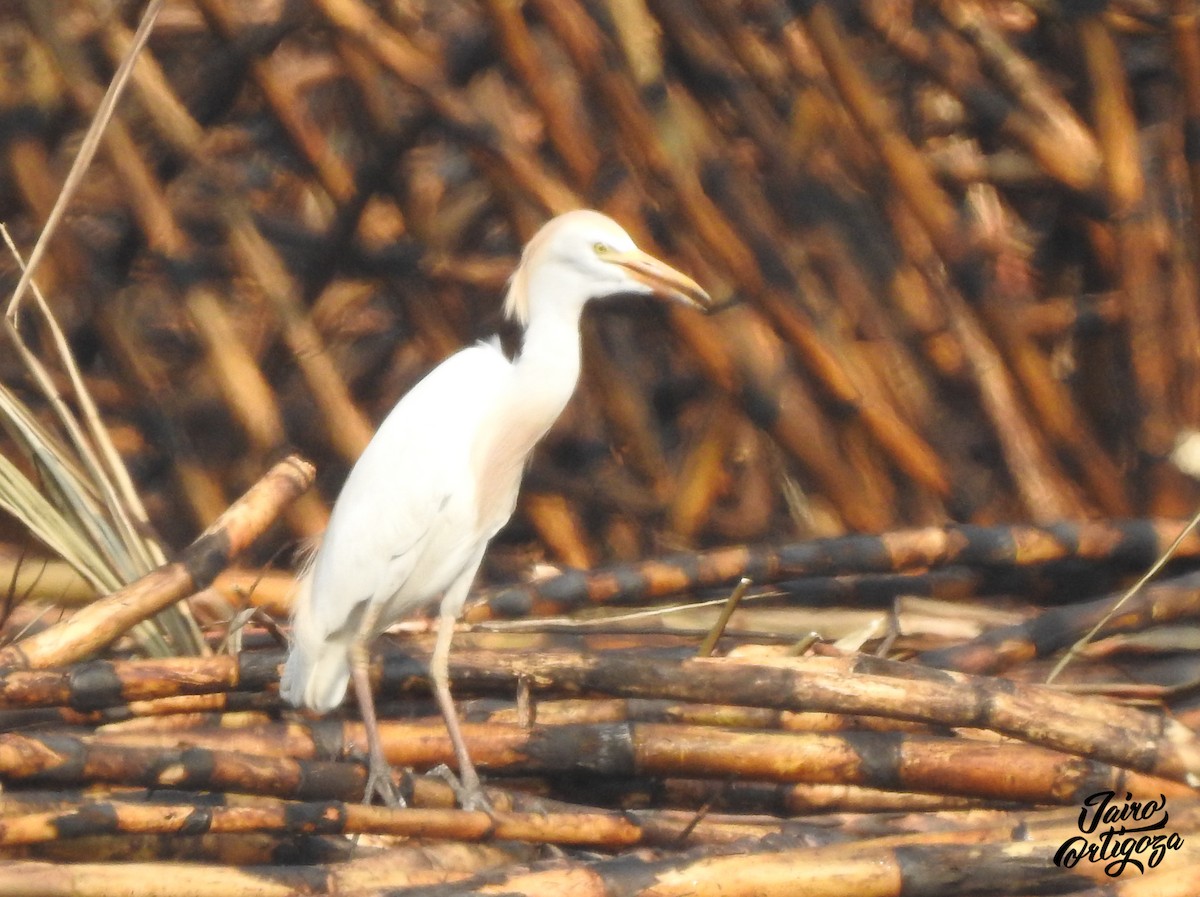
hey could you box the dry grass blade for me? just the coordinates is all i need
[0,382,127,583]
[0,436,175,658]
[1047,506,1200,684]
[0,456,314,670]
[0,449,114,593]
[5,0,165,323]
[0,4,203,656]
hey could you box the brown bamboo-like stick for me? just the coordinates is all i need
[678,306,883,532]
[648,0,784,158]
[0,797,648,850]
[0,786,792,850]
[223,215,374,462]
[691,0,795,113]
[880,258,969,382]
[961,179,1129,516]
[535,0,950,513]
[733,315,883,529]
[802,228,939,434]
[0,551,97,607]
[479,0,598,185]
[696,174,948,510]
[0,832,355,865]
[480,695,933,734]
[1079,18,1146,215]
[670,397,739,540]
[936,1,1105,198]
[435,650,1200,785]
[0,691,275,730]
[0,730,366,800]
[1172,0,1200,282]
[626,724,1181,803]
[182,289,290,455]
[63,713,1194,806]
[806,4,973,273]
[211,568,296,617]
[0,823,532,880]
[312,0,579,215]
[24,637,1195,786]
[481,518,1200,617]
[191,0,358,206]
[659,778,985,815]
[188,288,330,537]
[924,143,1048,188]
[87,1,205,153]
[1080,15,1174,465]
[100,696,927,754]
[91,315,234,531]
[285,840,537,890]
[920,568,1200,674]
[0,456,314,670]
[0,860,314,897]
[870,1,1104,200]
[96,4,389,470]
[520,492,596,570]
[581,320,673,499]
[887,202,1089,519]
[1162,129,1200,424]
[0,74,88,307]
[3,828,1198,897]
[1017,292,1123,339]
[26,7,329,537]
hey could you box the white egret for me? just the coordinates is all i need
[280,209,710,807]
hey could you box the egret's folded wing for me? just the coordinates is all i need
[305,343,515,639]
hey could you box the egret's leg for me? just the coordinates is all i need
[348,601,400,806]
[429,608,489,811]
[428,554,490,811]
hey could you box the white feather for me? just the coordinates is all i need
[281,210,705,715]
[282,344,517,710]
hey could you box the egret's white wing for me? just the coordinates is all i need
[305,342,515,641]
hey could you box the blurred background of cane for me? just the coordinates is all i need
[9,0,1199,588]
[10,0,1200,688]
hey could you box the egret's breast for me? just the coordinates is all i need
[468,338,582,536]
[471,411,543,536]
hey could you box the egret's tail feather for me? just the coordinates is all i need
[280,566,351,713]
[280,639,352,712]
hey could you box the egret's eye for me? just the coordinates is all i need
[593,242,611,255]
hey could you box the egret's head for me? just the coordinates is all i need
[504,210,711,326]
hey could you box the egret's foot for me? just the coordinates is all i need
[363,758,406,808]
[429,763,492,813]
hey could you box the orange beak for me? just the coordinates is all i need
[606,249,711,312]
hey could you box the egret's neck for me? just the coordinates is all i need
[512,292,586,420]
[470,290,588,533]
